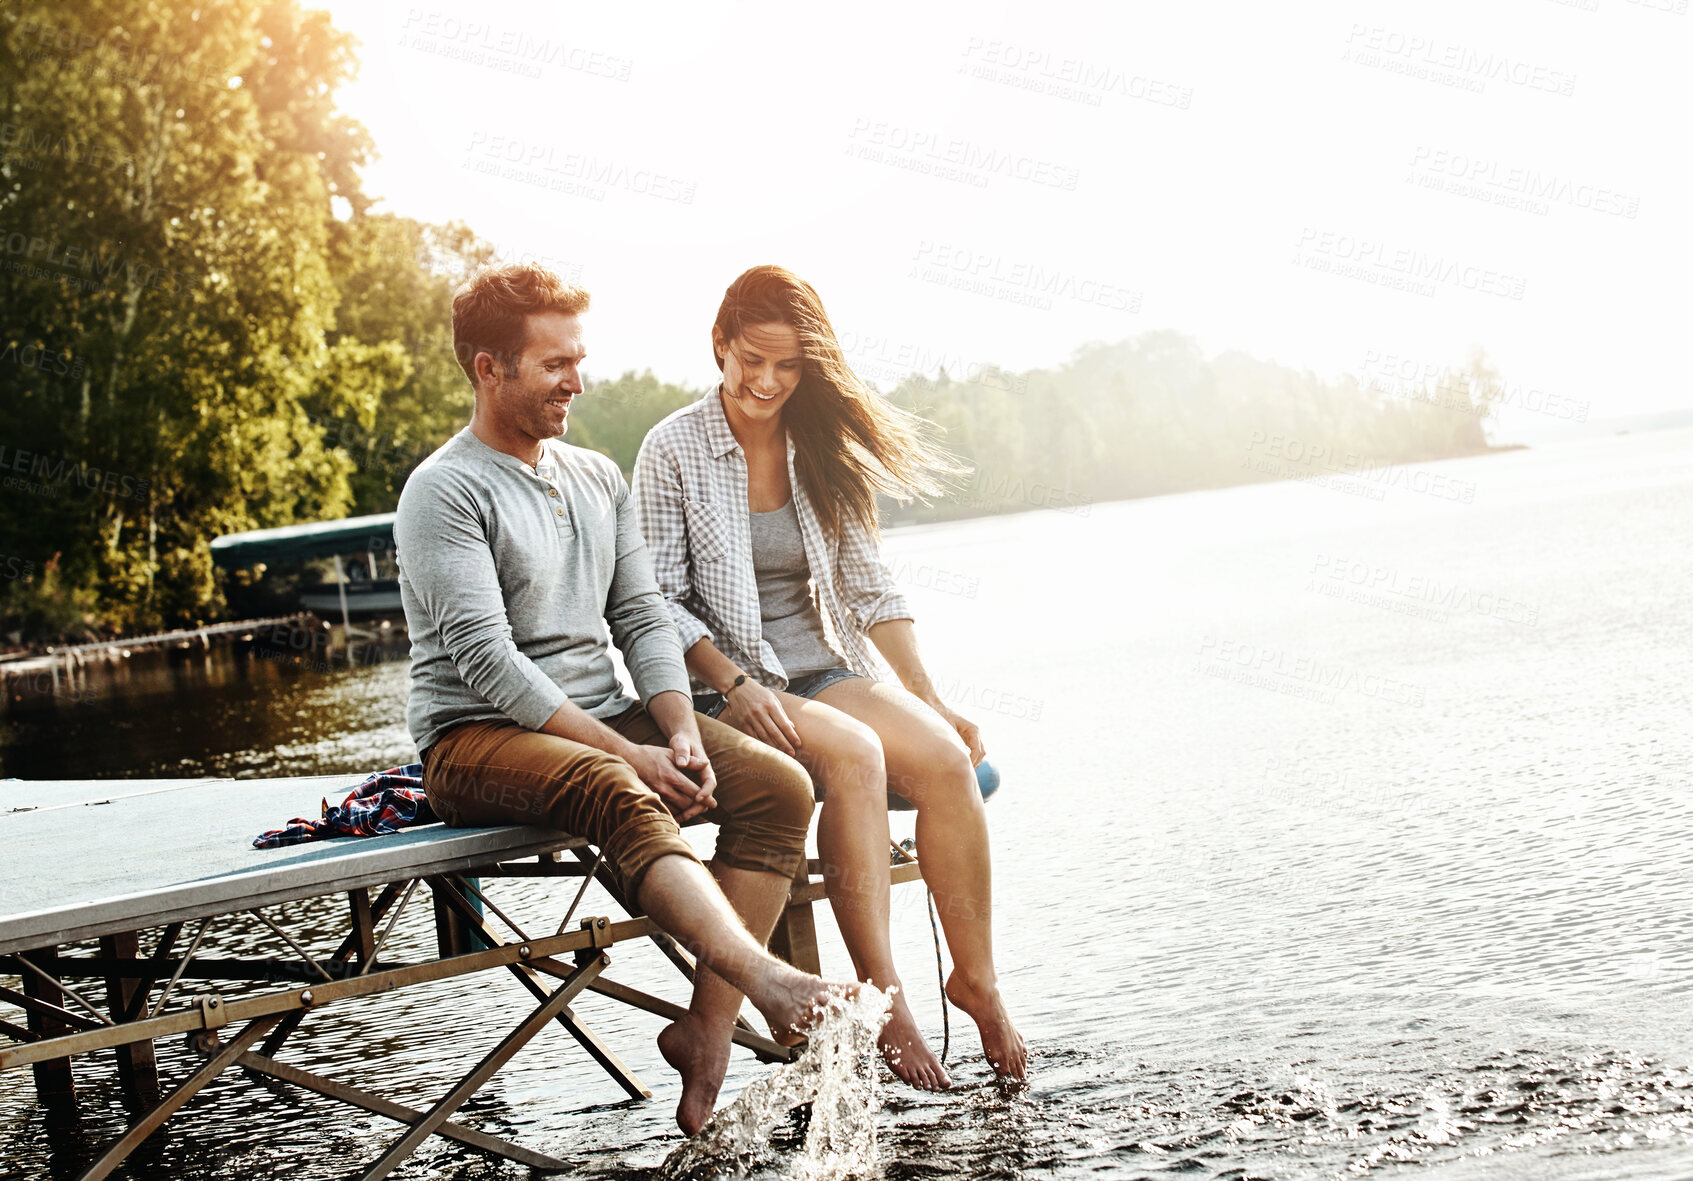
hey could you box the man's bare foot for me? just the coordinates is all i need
[744,959,860,1040]
[766,1021,808,1049]
[878,986,950,1091]
[945,972,1027,1084]
[657,1013,732,1136]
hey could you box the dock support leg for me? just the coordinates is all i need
[432,882,474,957]
[357,953,609,1181]
[74,1015,282,1181]
[769,863,822,976]
[430,876,650,1099]
[20,948,77,1117]
[99,932,159,1109]
[347,887,376,968]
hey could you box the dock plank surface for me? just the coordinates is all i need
[0,775,582,955]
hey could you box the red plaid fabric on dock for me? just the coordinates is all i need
[253,763,436,848]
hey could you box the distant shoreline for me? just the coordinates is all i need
[890,439,1531,527]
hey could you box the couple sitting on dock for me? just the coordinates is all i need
[393,262,1024,1134]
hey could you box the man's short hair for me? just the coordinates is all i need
[451,263,591,386]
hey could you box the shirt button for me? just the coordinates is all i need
[549,489,558,497]
[556,508,564,517]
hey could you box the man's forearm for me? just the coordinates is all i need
[538,696,642,759]
[543,687,695,751]
[646,688,699,743]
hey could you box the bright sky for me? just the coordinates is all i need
[318,0,1690,439]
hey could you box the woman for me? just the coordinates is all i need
[632,265,1026,1089]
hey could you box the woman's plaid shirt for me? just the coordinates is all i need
[632,388,912,693]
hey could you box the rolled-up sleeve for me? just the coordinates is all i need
[836,511,913,631]
[606,476,691,704]
[395,472,567,730]
[632,437,715,652]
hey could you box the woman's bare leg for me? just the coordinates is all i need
[813,678,1027,1082]
[722,691,950,1090]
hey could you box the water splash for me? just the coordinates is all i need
[655,986,894,1181]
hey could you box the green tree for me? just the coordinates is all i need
[315,213,490,512]
[0,1,510,638]
[571,370,700,473]
[0,0,381,635]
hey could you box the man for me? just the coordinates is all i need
[394,262,844,1136]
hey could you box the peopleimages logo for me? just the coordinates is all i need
[0,341,85,379]
[1242,431,1479,504]
[1307,554,1541,627]
[1357,350,1590,423]
[1194,633,1427,707]
[836,329,1028,394]
[1341,24,1577,96]
[1,554,36,581]
[14,17,231,89]
[844,118,1080,191]
[398,10,632,81]
[0,443,150,501]
[0,122,137,173]
[959,37,1194,109]
[462,133,695,204]
[1294,227,1527,301]
[1,227,192,294]
[1407,146,1640,219]
[910,242,1141,312]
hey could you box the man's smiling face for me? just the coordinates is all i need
[483,310,586,444]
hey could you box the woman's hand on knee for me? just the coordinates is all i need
[932,702,985,766]
[723,679,803,757]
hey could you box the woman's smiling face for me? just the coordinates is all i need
[717,321,803,423]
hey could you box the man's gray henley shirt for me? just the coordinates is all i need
[395,427,690,756]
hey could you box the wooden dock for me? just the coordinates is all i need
[0,773,923,1179]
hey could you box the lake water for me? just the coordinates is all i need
[4,428,1692,1180]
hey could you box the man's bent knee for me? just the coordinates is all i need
[714,772,812,880]
[577,765,703,898]
[760,763,816,838]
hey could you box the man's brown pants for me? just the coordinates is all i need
[421,703,814,902]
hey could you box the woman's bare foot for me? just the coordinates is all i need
[657,1013,733,1136]
[945,972,1027,1084]
[878,985,951,1090]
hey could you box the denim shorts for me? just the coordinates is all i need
[692,667,862,720]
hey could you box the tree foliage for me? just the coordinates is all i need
[883,334,1499,521]
[0,0,482,639]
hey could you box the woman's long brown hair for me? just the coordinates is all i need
[712,265,966,538]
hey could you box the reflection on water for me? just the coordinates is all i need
[0,639,417,781]
[3,430,1693,1179]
